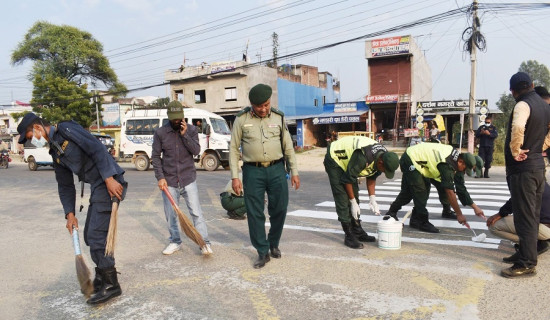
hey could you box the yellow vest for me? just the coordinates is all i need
[329,136,386,177]
[406,143,459,181]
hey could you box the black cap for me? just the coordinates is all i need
[509,72,532,91]
[17,113,39,144]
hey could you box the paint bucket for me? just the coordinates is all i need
[377,211,412,250]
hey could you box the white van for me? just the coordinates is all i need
[120,108,231,171]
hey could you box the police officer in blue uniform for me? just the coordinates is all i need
[17,113,127,305]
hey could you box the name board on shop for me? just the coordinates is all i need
[334,102,357,112]
[312,115,361,125]
[368,35,410,57]
[366,94,399,104]
[416,99,488,112]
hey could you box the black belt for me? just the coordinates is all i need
[244,158,283,168]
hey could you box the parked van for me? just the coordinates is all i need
[120,108,231,171]
[24,147,53,171]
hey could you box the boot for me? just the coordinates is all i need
[441,207,457,219]
[87,267,122,305]
[483,168,490,178]
[93,267,103,294]
[351,219,376,242]
[341,222,363,249]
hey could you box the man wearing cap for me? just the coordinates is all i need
[535,86,550,105]
[229,83,300,269]
[323,136,398,249]
[17,113,127,305]
[475,115,498,178]
[152,101,212,256]
[501,72,550,278]
[430,155,485,220]
[385,143,485,233]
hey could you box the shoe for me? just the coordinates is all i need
[483,168,490,178]
[340,222,363,249]
[162,243,181,255]
[201,243,213,255]
[351,219,376,242]
[501,264,536,278]
[227,211,246,220]
[441,209,456,219]
[93,267,103,294]
[503,252,520,264]
[410,220,439,233]
[87,267,122,305]
[253,254,271,269]
[537,240,550,255]
[270,246,281,259]
[383,212,399,221]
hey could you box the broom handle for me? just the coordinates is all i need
[72,227,82,256]
[163,187,177,207]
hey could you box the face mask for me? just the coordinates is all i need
[31,129,48,148]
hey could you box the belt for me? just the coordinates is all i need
[244,158,283,168]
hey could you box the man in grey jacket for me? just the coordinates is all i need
[152,101,212,255]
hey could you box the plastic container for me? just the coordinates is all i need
[377,211,412,250]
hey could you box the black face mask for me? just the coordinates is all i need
[170,120,181,131]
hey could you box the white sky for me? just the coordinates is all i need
[1,0,549,109]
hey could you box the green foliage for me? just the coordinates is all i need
[11,21,126,127]
[150,97,170,108]
[519,60,550,88]
[31,75,94,127]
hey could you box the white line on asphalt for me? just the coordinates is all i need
[358,190,511,200]
[356,196,505,207]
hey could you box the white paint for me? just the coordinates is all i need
[315,202,498,217]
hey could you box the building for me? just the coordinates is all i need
[1,101,33,153]
[165,61,342,147]
[365,35,432,144]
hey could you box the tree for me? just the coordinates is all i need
[11,21,126,127]
[149,97,170,109]
[519,60,550,88]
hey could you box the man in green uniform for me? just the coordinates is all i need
[324,136,399,248]
[433,155,484,219]
[386,143,485,233]
[220,173,246,220]
[229,83,300,269]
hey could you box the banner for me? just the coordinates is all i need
[416,99,488,112]
[369,36,410,57]
[366,94,399,104]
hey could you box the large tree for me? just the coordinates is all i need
[11,21,126,127]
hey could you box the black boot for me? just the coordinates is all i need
[441,207,456,219]
[351,219,376,242]
[483,168,490,178]
[341,222,363,249]
[87,267,122,305]
[93,267,103,294]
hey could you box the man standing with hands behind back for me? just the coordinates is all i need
[475,115,498,178]
[229,83,300,269]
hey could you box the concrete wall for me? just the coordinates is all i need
[409,36,432,112]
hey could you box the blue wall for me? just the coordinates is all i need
[276,75,340,117]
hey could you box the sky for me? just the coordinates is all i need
[1,0,550,111]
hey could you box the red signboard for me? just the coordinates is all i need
[365,94,399,104]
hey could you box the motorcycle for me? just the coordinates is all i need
[0,150,10,169]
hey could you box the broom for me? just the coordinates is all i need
[162,187,208,251]
[72,227,93,298]
[104,196,119,257]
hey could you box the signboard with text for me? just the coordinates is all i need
[368,35,411,58]
[312,115,361,125]
[415,99,488,113]
[366,94,399,104]
[333,102,358,113]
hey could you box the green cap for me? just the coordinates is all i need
[382,152,399,179]
[475,155,484,178]
[461,152,476,177]
[167,101,184,120]
[249,84,272,105]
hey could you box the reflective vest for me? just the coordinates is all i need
[406,143,459,181]
[329,136,387,177]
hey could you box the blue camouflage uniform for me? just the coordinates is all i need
[48,120,126,269]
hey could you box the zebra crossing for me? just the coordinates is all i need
[283,179,511,249]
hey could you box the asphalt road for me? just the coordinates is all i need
[1,153,550,320]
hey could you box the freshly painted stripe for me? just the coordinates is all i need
[287,209,490,229]
[371,186,510,194]
[272,223,500,249]
[358,190,511,200]
[356,196,505,207]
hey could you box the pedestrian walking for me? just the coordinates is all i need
[229,83,300,269]
[17,113,128,305]
[323,136,399,249]
[152,101,212,256]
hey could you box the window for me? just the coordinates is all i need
[195,90,206,103]
[314,98,318,107]
[225,87,237,101]
[126,119,160,135]
[322,95,326,105]
[175,89,184,102]
[191,118,207,134]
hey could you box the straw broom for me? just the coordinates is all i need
[105,197,119,257]
[162,187,207,250]
[72,227,93,298]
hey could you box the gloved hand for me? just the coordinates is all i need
[349,198,360,220]
[369,195,380,215]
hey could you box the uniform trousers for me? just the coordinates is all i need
[489,215,550,243]
[508,170,545,268]
[323,154,359,223]
[479,146,494,169]
[388,153,431,221]
[84,175,126,269]
[243,161,288,256]
[220,192,247,216]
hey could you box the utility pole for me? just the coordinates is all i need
[467,0,478,154]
